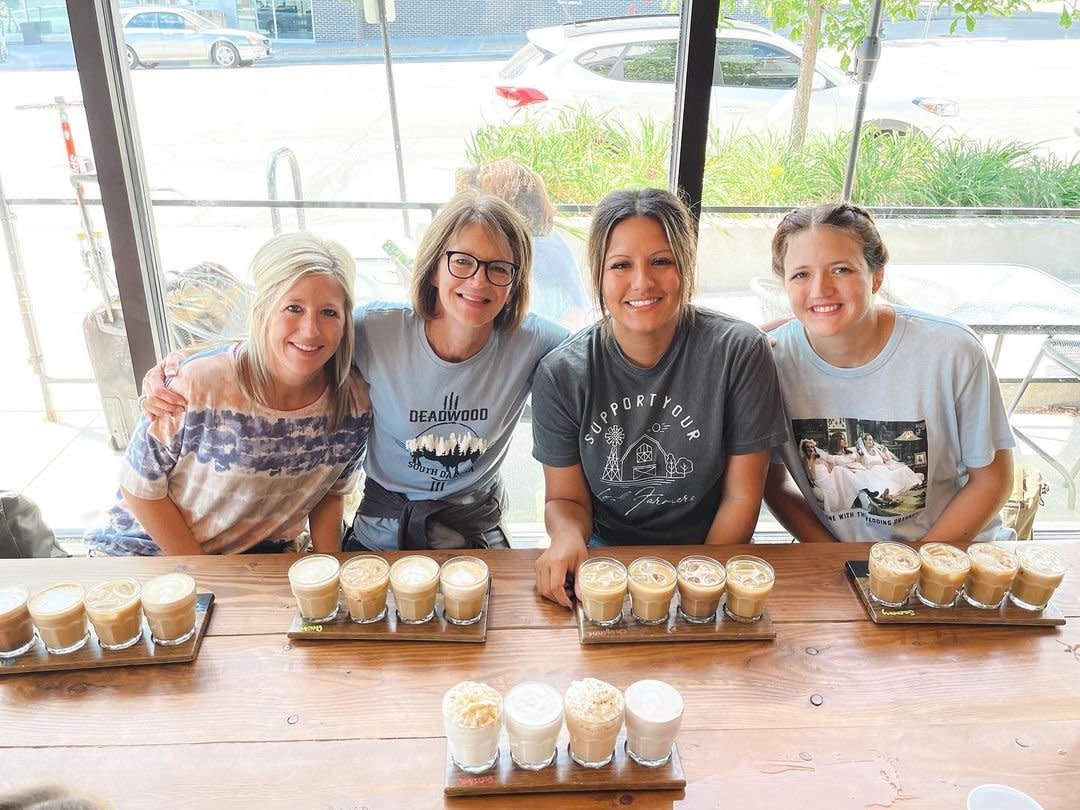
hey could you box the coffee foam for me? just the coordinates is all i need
[290,556,339,585]
[624,680,684,723]
[1017,545,1066,575]
[505,682,563,727]
[442,559,487,586]
[871,542,920,571]
[29,584,83,615]
[444,681,502,728]
[564,678,624,724]
[628,559,675,586]
[392,556,439,585]
[0,587,28,616]
[340,557,389,587]
[85,579,140,610]
[143,573,196,606]
[968,543,1018,573]
[919,543,970,571]
[677,558,724,587]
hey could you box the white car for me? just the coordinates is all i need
[121,6,272,69]
[492,15,958,137]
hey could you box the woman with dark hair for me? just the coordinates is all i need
[530,188,787,608]
[764,203,1014,543]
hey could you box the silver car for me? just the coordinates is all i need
[121,6,271,69]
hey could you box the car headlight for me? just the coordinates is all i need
[913,97,959,117]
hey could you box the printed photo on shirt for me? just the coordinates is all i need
[794,417,927,521]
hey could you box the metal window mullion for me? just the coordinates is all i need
[672,0,721,220]
[66,0,170,382]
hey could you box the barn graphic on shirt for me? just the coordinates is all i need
[601,426,692,486]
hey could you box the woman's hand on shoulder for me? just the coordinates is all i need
[140,350,190,420]
[535,535,588,610]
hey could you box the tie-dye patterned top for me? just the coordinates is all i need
[85,345,371,556]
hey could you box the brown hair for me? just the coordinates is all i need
[586,188,697,331]
[455,159,555,236]
[410,191,532,332]
[771,203,890,278]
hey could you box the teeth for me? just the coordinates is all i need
[811,304,841,313]
[459,293,488,303]
[292,343,321,352]
[626,298,659,308]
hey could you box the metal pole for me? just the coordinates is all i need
[377,0,410,235]
[0,174,57,421]
[842,0,885,202]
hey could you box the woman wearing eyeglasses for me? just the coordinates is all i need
[344,191,567,550]
[142,193,567,551]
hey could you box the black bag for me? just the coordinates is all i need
[0,491,69,559]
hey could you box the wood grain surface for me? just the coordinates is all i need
[1,542,1077,808]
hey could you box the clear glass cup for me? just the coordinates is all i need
[577,557,627,627]
[288,554,341,624]
[85,577,143,650]
[627,557,677,625]
[1009,544,1066,610]
[142,573,198,646]
[723,555,775,622]
[964,543,1018,609]
[28,582,89,655]
[389,555,440,624]
[442,681,502,774]
[676,555,726,623]
[504,681,563,770]
[0,586,38,659]
[867,542,921,608]
[916,542,970,608]
[624,679,684,767]
[339,555,390,624]
[564,677,624,768]
[439,556,489,626]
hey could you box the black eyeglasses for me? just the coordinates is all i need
[444,251,517,287]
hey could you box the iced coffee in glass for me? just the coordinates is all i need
[964,543,1018,609]
[627,557,677,624]
[1009,545,1066,611]
[624,679,684,767]
[504,681,564,770]
[439,556,489,626]
[288,554,341,624]
[867,542,920,607]
[916,542,970,608]
[676,555,726,623]
[389,555,440,624]
[0,586,37,659]
[723,555,775,622]
[577,557,627,627]
[442,680,502,774]
[564,677,624,768]
[142,572,198,646]
[339,555,390,623]
[85,578,144,650]
[28,582,89,654]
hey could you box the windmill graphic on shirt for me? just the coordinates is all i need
[601,425,693,486]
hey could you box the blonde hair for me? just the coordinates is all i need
[235,232,356,430]
[410,191,532,332]
[587,188,697,332]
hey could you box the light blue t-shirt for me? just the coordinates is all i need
[770,306,1016,542]
[354,302,567,502]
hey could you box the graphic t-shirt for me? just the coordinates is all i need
[85,345,371,555]
[769,306,1016,541]
[355,302,568,501]
[532,308,787,545]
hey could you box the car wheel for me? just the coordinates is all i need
[212,42,240,68]
[125,45,139,69]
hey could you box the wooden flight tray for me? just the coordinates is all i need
[286,580,491,643]
[576,593,775,644]
[0,592,215,676]
[845,561,1066,626]
[444,734,685,797]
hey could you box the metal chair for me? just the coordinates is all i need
[1008,336,1080,509]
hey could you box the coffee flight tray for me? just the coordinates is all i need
[845,561,1066,626]
[287,581,491,643]
[444,734,685,797]
[575,594,775,644]
[0,593,215,676]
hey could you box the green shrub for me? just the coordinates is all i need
[466,108,1080,209]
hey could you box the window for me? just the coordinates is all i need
[716,39,800,89]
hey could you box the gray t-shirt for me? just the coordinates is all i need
[355,302,567,502]
[532,307,787,545]
[770,306,1016,541]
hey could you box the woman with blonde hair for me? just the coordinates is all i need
[86,232,372,555]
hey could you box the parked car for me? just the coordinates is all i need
[121,6,272,69]
[491,15,958,137]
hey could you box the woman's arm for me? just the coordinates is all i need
[763,462,837,543]
[535,463,592,609]
[140,348,200,419]
[120,486,204,555]
[702,449,770,545]
[308,492,345,553]
[922,448,1014,542]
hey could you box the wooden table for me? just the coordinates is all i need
[2,543,1077,809]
